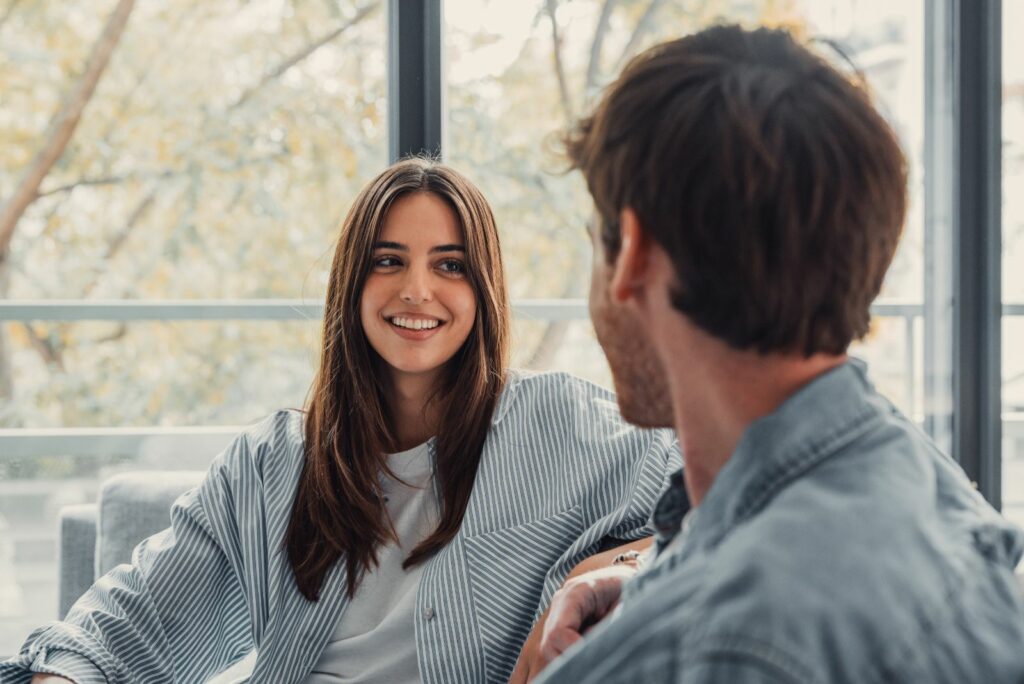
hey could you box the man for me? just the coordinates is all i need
[532,24,1024,683]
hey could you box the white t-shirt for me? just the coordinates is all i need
[303,442,438,684]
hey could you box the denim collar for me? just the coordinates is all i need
[684,358,885,552]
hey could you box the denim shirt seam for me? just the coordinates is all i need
[679,629,817,682]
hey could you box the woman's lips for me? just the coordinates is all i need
[388,319,445,340]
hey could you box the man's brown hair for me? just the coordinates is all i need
[566,24,908,356]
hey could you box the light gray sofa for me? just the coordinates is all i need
[56,470,1024,683]
[58,470,205,619]
[57,470,255,682]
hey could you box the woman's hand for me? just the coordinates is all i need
[31,675,76,683]
[509,538,652,683]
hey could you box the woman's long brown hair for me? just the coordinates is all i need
[285,158,510,600]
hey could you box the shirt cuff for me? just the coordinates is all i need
[21,645,107,684]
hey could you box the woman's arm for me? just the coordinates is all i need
[4,428,266,684]
[31,676,74,683]
[509,537,652,684]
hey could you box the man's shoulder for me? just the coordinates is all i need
[538,562,816,683]
[617,471,1024,682]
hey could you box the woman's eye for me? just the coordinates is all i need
[373,255,401,269]
[438,259,465,275]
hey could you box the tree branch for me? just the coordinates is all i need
[585,0,618,95]
[230,1,380,110]
[544,0,575,124]
[0,0,22,33]
[615,0,666,71]
[37,147,288,200]
[36,170,177,198]
[0,0,136,260]
[21,323,65,372]
[92,323,128,345]
[100,189,158,264]
[83,148,286,296]
[94,3,205,149]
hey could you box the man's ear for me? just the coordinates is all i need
[609,207,651,304]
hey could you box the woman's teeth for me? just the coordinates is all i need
[391,317,440,330]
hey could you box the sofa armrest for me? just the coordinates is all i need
[57,503,98,619]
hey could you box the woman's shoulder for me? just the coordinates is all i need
[504,368,615,399]
[497,370,680,473]
[213,409,306,481]
[501,370,649,436]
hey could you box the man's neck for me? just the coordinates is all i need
[660,333,846,507]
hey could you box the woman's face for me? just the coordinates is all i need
[360,192,477,388]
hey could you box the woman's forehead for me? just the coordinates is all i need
[378,192,464,247]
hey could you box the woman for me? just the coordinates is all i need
[6,159,678,684]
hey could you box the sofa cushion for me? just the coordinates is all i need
[96,470,205,577]
[58,503,98,619]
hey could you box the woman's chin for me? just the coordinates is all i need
[384,361,448,380]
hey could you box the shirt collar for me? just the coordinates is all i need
[652,468,689,551]
[687,357,886,550]
[491,368,524,426]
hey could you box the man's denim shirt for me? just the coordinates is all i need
[538,359,1024,683]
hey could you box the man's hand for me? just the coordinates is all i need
[509,537,651,683]
[536,566,634,671]
[510,567,635,683]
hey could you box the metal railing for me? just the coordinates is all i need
[0,299,591,322]
[2,299,1024,460]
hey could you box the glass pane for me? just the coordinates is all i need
[0,0,387,424]
[0,0,386,652]
[445,0,941,426]
[513,319,611,388]
[1,0,387,302]
[1003,0,1024,525]
[5,319,321,428]
[1,317,321,653]
[0,438,237,656]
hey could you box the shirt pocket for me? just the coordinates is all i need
[462,504,585,682]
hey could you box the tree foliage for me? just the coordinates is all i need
[1,0,386,428]
[0,0,932,429]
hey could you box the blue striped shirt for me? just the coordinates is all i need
[1,371,680,684]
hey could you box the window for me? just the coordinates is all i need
[0,0,387,651]
[0,0,1014,658]
[1003,0,1024,527]
[444,0,943,418]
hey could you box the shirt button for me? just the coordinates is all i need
[422,607,435,621]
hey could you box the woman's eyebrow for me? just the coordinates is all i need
[372,241,407,251]
[370,242,464,253]
[429,244,465,254]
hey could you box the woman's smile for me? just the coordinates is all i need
[360,191,477,384]
[386,314,446,339]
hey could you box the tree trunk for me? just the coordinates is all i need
[0,0,136,419]
[0,260,16,424]
[0,0,136,258]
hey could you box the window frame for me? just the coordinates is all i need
[0,0,1011,510]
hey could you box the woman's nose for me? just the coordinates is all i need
[399,266,433,304]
